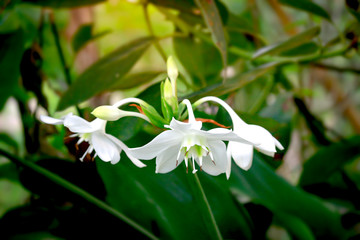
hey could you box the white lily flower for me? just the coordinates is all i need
[194,96,284,179]
[129,99,254,176]
[40,113,146,168]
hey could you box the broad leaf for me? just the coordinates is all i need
[57,37,153,111]
[229,153,347,238]
[252,27,320,59]
[194,0,227,76]
[278,0,331,21]
[97,156,253,239]
[299,136,360,186]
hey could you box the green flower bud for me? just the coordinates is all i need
[166,56,178,97]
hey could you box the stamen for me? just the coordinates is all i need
[77,137,85,145]
[80,146,90,162]
[192,158,197,174]
[129,104,144,114]
[183,118,231,128]
[209,152,216,165]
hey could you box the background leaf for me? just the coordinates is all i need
[57,37,153,110]
[278,0,331,21]
[252,27,320,59]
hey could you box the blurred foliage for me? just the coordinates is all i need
[1,0,360,239]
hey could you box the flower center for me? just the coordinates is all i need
[177,136,215,173]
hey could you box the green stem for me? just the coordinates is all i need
[143,3,167,62]
[0,149,159,240]
[49,12,83,117]
[187,163,223,240]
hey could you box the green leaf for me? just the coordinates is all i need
[110,72,166,90]
[279,42,319,57]
[275,212,315,240]
[173,36,223,87]
[194,0,227,77]
[23,0,105,8]
[252,27,321,59]
[299,136,360,186]
[57,37,153,111]
[72,24,110,53]
[97,156,253,239]
[278,0,331,21]
[0,30,24,110]
[185,61,282,100]
[229,154,347,238]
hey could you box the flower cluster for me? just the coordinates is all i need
[41,57,283,179]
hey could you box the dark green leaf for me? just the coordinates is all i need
[278,0,331,21]
[252,27,320,59]
[173,36,223,87]
[110,72,166,90]
[299,136,360,186]
[229,154,347,238]
[57,37,153,111]
[279,42,319,57]
[97,155,252,239]
[0,30,24,110]
[23,0,105,8]
[72,24,110,53]
[194,0,227,76]
[275,212,315,240]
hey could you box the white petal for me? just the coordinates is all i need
[226,146,232,179]
[155,145,183,173]
[169,118,202,132]
[40,115,64,125]
[198,140,227,176]
[91,132,120,163]
[64,115,94,133]
[236,124,276,155]
[195,128,254,145]
[229,141,254,171]
[106,134,146,168]
[274,137,284,150]
[130,130,182,160]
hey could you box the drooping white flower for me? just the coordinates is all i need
[129,99,255,176]
[194,96,284,179]
[40,113,145,167]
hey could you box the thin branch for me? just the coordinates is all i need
[143,3,167,62]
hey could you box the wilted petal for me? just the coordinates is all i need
[106,134,146,168]
[229,141,254,171]
[156,145,183,173]
[64,115,94,133]
[91,131,119,163]
[130,130,182,160]
[198,140,227,176]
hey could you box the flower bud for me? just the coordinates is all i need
[91,105,123,121]
[166,56,178,97]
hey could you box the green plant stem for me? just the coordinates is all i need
[49,12,83,117]
[0,149,159,240]
[186,163,223,240]
[143,3,167,62]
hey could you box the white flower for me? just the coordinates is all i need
[194,96,284,179]
[40,113,145,167]
[129,99,254,176]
